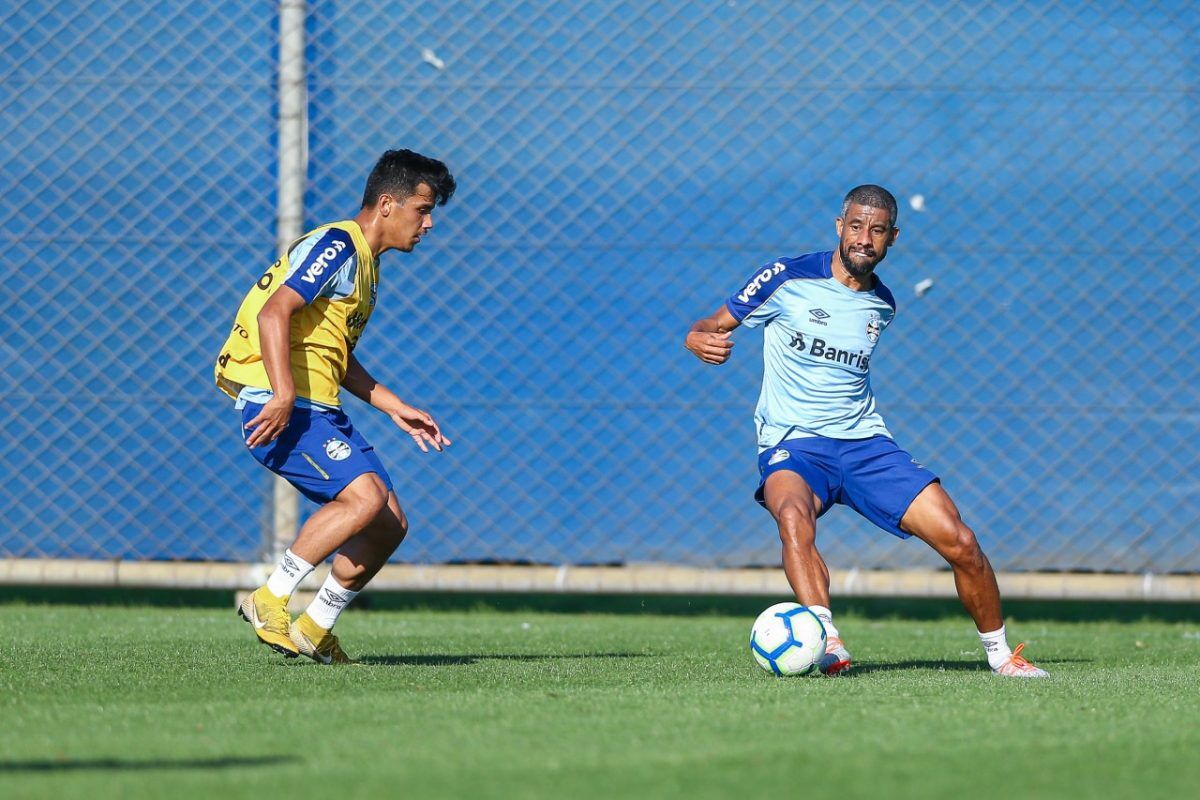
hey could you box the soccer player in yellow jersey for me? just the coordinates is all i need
[215,149,456,663]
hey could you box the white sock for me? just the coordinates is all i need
[807,604,839,639]
[305,573,359,630]
[265,549,315,598]
[979,625,1013,669]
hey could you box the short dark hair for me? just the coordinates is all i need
[361,149,456,208]
[841,184,898,228]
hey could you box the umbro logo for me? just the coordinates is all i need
[808,308,830,326]
[320,588,351,607]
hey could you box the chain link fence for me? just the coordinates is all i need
[2,1,1197,575]
[1,0,278,560]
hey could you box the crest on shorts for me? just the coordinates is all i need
[768,449,790,465]
[866,312,882,343]
[324,438,352,461]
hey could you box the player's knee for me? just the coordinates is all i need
[341,478,389,526]
[774,503,816,548]
[365,490,389,523]
[942,524,984,569]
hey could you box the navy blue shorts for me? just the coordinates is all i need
[240,403,394,505]
[754,435,938,539]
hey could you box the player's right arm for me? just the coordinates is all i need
[243,227,357,447]
[687,258,793,365]
[685,306,739,365]
[243,286,306,447]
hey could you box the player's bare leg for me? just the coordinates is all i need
[900,483,1001,629]
[762,470,849,674]
[288,472,391,566]
[244,473,392,663]
[329,491,408,591]
[763,471,827,606]
[291,488,408,664]
[901,482,1048,677]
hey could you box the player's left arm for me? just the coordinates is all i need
[341,354,451,453]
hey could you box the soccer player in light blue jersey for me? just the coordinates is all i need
[686,185,1047,678]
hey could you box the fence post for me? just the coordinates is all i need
[269,0,308,561]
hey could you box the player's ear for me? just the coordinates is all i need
[835,217,844,236]
[889,227,899,245]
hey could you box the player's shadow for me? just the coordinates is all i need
[850,657,1092,675]
[355,652,650,666]
[0,755,298,773]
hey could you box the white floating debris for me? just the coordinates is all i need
[421,47,445,70]
[909,193,926,212]
[914,277,935,297]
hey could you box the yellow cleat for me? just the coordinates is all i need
[237,586,299,658]
[290,612,353,665]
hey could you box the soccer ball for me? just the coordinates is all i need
[749,602,827,676]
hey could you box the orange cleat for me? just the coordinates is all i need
[992,643,1049,678]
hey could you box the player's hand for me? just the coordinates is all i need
[388,403,451,453]
[685,330,734,365]
[243,395,294,448]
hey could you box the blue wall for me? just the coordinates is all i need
[2,1,1197,571]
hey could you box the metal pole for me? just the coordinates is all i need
[269,0,308,560]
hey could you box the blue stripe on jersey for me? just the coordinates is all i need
[282,228,355,304]
[873,277,896,312]
[726,251,831,322]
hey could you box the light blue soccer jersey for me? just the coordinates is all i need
[725,251,897,450]
[235,228,361,411]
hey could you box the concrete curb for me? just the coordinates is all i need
[2,559,1198,601]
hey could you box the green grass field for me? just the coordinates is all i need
[2,595,1198,799]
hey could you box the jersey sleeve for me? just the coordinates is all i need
[281,228,357,304]
[725,260,789,328]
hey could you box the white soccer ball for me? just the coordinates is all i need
[749,602,827,676]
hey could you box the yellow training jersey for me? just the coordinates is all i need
[214,220,378,406]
